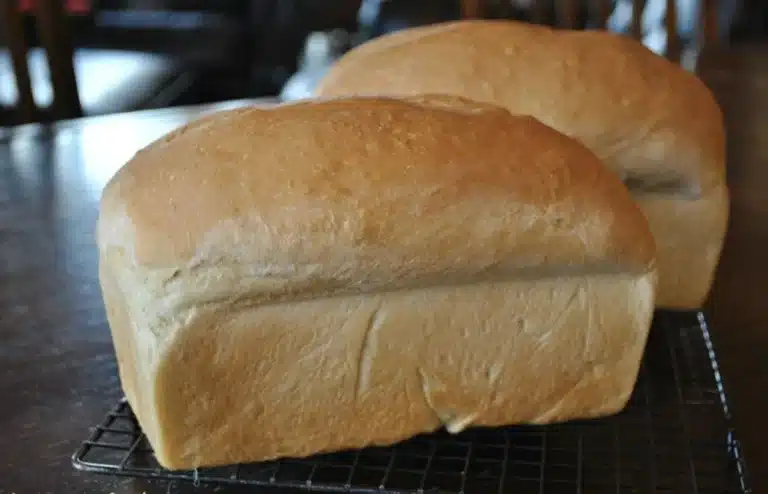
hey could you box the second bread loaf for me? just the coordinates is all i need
[317,20,728,310]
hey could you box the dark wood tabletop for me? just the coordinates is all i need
[1,46,767,493]
[697,44,768,494]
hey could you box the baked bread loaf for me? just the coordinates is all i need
[316,20,728,310]
[97,95,657,470]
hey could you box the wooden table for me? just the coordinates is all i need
[1,45,767,492]
[697,44,768,494]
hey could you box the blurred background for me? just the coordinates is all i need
[1,0,766,126]
[2,4,768,493]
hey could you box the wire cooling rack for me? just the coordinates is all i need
[73,311,750,493]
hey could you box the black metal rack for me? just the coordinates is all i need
[73,311,750,493]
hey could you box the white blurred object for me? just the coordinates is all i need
[280,30,351,102]
[608,0,697,55]
[0,48,178,115]
[608,0,741,55]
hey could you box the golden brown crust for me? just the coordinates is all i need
[316,21,727,308]
[317,21,725,192]
[97,96,660,470]
[98,96,654,306]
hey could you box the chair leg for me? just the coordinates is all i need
[591,0,613,28]
[0,2,37,124]
[700,0,719,46]
[631,0,647,38]
[666,0,681,62]
[461,0,484,19]
[35,0,82,120]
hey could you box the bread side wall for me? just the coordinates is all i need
[637,182,729,309]
[147,272,655,470]
[99,252,162,451]
[100,248,191,463]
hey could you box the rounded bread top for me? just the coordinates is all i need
[98,96,655,302]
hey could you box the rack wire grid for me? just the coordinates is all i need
[73,311,750,493]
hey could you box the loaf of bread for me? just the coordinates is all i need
[97,96,657,470]
[316,20,728,310]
